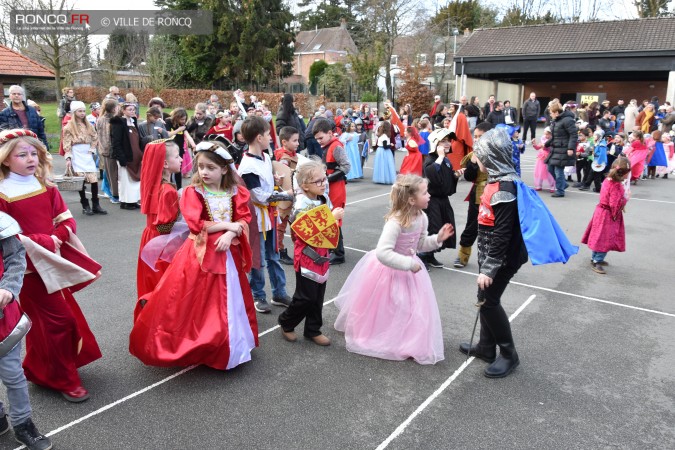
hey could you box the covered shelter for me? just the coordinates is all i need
[0,45,55,102]
[454,17,675,112]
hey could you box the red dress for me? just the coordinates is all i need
[0,175,101,392]
[135,183,179,320]
[400,139,423,176]
[581,178,627,253]
[130,184,259,370]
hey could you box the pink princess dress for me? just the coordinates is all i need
[532,137,556,191]
[334,213,444,364]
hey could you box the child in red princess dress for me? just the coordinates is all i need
[582,156,631,275]
[135,140,182,321]
[130,143,258,370]
[0,129,101,403]
[399,126,424,176]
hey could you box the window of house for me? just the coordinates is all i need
[390,55,398,66]
[435,53,445,66]
[418,54,427,65]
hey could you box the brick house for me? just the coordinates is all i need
[289,19,358,90]
[0,45,55,103]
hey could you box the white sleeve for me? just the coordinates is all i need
[416,213,443,253]
[375,220,415,271]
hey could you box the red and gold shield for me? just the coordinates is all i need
[291,204,339,249]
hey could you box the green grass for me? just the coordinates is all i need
[39,102,194,153]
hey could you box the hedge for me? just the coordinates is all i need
[72,87,314,118]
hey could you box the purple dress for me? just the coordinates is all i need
[334,214,444,364]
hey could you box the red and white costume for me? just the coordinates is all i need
[135,142,180,321]
[0,173,101,392]
[130,184,258,369]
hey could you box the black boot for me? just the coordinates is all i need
[92,199,108,215]
[90,183,107,214]
[459,311,496,363]
[81,198,94,216]
[279,248,293,265]
[330,227,345,265]
[481,305,520,378]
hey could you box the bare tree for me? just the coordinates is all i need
[356,0,424,104]
[144,35,183,91]
[9,0,91,99]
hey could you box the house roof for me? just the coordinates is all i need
[295,26,358,55]
[0,45,55,79]
[457,17,675,58]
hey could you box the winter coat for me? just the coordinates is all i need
[275,109,306,150]
[521,99,540,119]
[486,110,505,126]
[546,110,577,167]
[0,102,49,148]
[110,116,139,166]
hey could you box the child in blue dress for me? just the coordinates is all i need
[372,121,396,184]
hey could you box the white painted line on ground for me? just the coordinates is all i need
[17,296,342,449]
[346,192,390,205]
[375,294,536,450]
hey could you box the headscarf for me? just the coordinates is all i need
[472,128,519,183]
[641,109,654,133]
[140,140,171,215]
[407,126,425,146]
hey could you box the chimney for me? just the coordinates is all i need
[340,18,347,29]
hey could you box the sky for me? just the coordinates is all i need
[68,0,667,53]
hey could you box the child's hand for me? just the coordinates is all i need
[531,139,536,145]
[437,223,454,242]
[226,222,243,236]
[454,168,465,177]
[332,207,344,221]
[411,263,422,273]
[0,289,13,308]
[215,232,234,252]
[51,235,63,251]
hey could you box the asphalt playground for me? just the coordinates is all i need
[3,147,675,449]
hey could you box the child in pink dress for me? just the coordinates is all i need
[625,131,649,184]
[581,156,631,275]
[334,174,454,364]
[531,127,555,192]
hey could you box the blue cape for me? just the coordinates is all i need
[515,179,579,265]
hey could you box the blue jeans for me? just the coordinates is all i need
[591,251,607,263]
[548,164,568,196]
[249,231,287,300]
[0,343,32,427]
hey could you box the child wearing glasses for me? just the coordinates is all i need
[278,159,343,346]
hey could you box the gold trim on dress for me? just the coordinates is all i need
[53,210,73,224]
[0,184,47,202]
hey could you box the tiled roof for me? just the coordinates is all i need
[457,17,675,57]
[295,27,358,55]
[0,45,55,79]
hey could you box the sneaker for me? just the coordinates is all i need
[109,196,120,204]
[578,186,590,191]
[99,192,109,198]
[254,298,272,313]
[0,414,9,435]
[453,257,465,268]
[13,419,52,450]
[61,386,89,403]
[271,295,292,307]
[551,193,564,198]
[590,261,606,275]
[427,255,444,268]
[572,182,583,188]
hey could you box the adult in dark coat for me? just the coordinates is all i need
[0,85,49,148]
[521,92,541,141]
[486,102,506,126]
[110,103,142,209]
[546,101,577,197]
[275,93,306,150]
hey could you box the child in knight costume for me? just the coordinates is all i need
[0,212,53,449]
[460,128,577,378]
[279,159,344,346]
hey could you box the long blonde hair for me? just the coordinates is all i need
[0,134,53,185]
[63,108,96,143]
[384,174,426,228]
